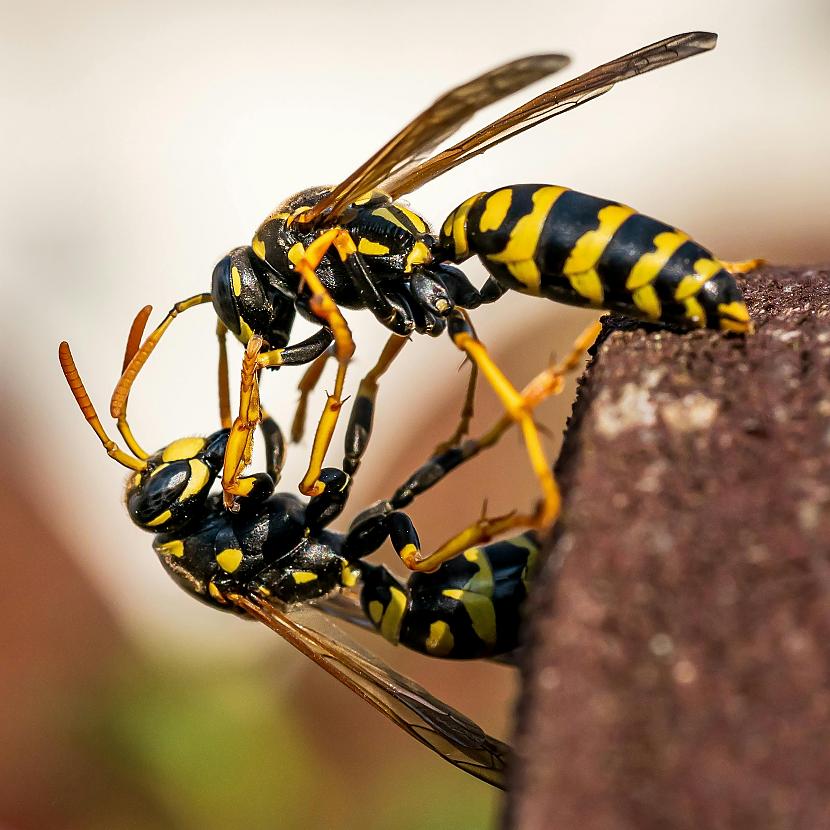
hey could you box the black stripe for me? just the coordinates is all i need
[468,186,537,257]
[537,189,612,278]
[596,213,674,307]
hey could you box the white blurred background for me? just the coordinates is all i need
[2,1,829,826]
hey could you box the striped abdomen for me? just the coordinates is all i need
[359,532,539,659]
[438,184,751,332]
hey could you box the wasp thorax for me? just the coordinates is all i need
[126,432,227,534]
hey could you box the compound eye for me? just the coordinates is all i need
[211,253,242,336]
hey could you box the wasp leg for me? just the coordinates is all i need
[275,229,356,498]
[720,258,765,275]
[222,335,269,511]
[343,334,408,476]
[433,360,479,456]
[290,345,334,444]
[394,320,602,572]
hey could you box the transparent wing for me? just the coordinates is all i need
[230,592,509,788]
[384,31,717,198]
[295,53,571,227]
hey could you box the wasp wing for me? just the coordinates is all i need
[295,53,571,227]
[383,31,717,198]
[231,592,509,789]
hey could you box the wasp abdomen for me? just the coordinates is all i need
[359,532,539,659]
[439,184,751,333]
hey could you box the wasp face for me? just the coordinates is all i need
[126,431,228,534]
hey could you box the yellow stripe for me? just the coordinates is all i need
[287,242,305,266]
[626,230,689,290]
[162,437,206,462]
[357,238,391,256]
[682,296,706,327]
[291,571,318,584]
[252,235,266,260]
[425,620,455,657]
[488,186,568,293]
[479,189,512,232]
[397,205,428,234]
[368,600,383,625]
[444,193,485,260]
[380,587,407,644]
[674,257,723,300]
[442,588,497,647]
[462,547,494,597]
[564,204,636,305]
[178,459,211,502]
[632,284,662,319]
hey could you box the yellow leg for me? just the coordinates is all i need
[222,336,265,510]
[720,258,765,275]
[288,230,356,497]
[290,346,333,443]
[403,320,601,572]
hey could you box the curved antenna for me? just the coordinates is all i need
[58,342,146,471]
[113,305,154,459]
[110,292,213,420]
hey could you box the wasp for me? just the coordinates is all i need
[112,31,758,573]
[59,310,597,787]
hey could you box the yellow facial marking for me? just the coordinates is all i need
[156,539,184,558]
[479,189,512,232]
[404,240,431,272]
[130,472,142,488]
[368,600,384,625]
[287,242,305,267]
[563,204,635,304]
[626,230,689,291]
[291,571,318,584]
[425,620,455,657]
[340,562,360,588]
[178,459,211,502]
[216,548,243,573]
[488,186,568,293]
[162,437,206,462]
[146,509,172,528]
[357,238,391,256]
[252,235,266,261]
[380,586,407,644]
[442,588,497,646]
[632,284,662,320]
[231,265,242,297]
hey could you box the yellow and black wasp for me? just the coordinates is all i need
[112,31,758,575]
[60,309,597,788]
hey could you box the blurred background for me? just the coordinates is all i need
[2,0,828,827]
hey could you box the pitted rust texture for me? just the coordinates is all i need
[506,266,830,830]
